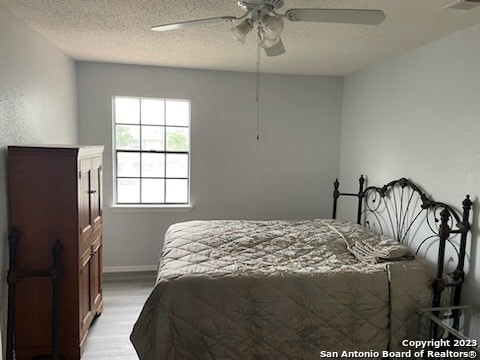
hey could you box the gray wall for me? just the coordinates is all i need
[77,62,343,269]
[0,6,78,357]
[340,23,480,304]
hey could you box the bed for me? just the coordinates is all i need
[130,177,472,359]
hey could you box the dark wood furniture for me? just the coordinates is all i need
[8,145,104,360]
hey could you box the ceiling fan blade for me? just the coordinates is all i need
[152,16,237,32]
[264,38,286,57]
[285,9,385,25]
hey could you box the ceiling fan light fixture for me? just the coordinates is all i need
[231,19,253,43]
[261,14,284,39]
[259,36,280,48]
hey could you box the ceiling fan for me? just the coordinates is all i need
[152,0,386,57]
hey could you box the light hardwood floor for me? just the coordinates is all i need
[82,271,156,360]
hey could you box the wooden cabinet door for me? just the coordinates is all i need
[79,158,93,240]
[79,249,94,340]
[91,236,103,313]
[90,156,102,227]
[79,156,103,251]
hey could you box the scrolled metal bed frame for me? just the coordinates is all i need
[332,175,472,311]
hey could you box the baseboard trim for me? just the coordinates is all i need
[103,265,157,273]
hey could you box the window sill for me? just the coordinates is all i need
[109,204,194,213]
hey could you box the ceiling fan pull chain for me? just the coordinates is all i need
[256,39,261,140]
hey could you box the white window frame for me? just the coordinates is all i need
[112,96,191,208]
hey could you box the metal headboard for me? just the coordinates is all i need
[332,175,472,310]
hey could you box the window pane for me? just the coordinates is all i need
[114,96,191,206]
[117,152,140,177]
[141,99,165,125]
[117,178,140,203]
[166,100,189,126]
[166,154,188,178]
[141,179,165,203]
[142,126,164,151]
[142,153,165,177]
[166,179,188,203]
[115,97,140,124]
[166,127,189,151]
[116,125,140,150]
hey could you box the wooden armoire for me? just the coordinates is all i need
[8,145,104,360]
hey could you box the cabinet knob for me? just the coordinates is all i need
[88,190,97,194]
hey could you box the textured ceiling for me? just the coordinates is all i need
[2,0,480,75]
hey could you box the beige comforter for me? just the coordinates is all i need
[131,219,433,360]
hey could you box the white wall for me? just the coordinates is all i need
[0,5,78,358]
[77,62,343,268]
[340,24,480,304]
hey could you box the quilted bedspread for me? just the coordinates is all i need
[131,219,434,360]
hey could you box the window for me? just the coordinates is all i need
[113,96,190,205]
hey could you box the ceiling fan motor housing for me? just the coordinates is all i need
[238,0,285,10]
